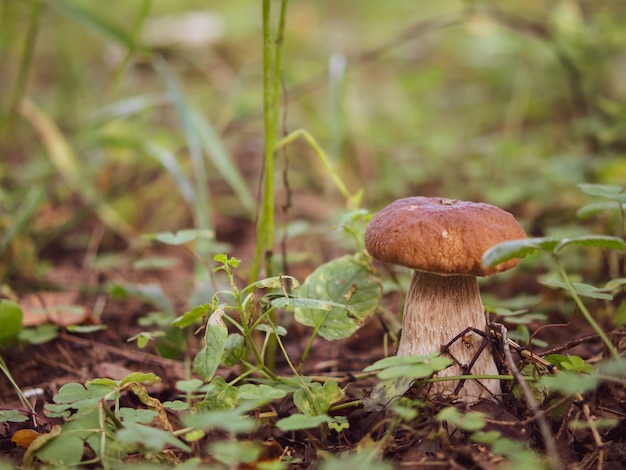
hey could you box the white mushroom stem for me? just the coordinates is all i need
[397,271,501,402]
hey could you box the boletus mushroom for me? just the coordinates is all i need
[365,197,527,402]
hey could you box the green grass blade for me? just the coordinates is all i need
[47,0,147,51]
[155,59,212,239]
[142,142,195,205]
[89,93,170,125]
[191,109,255,216]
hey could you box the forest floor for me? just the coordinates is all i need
[1,209,625,469]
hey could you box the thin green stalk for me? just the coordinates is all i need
[423,374,516,383]
[298,321,323,373]
[274,330,312,393]
[251,0,289,372]
[251,0,289,282]
[328,399,362,412]
[554,255,619,358]
[275,129,355,206]
[0,355,35,414]
[156,60,212,292]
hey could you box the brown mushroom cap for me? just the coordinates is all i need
[365,197,527,276]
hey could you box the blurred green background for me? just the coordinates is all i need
[2,0,626,282]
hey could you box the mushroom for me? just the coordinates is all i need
[365,197,527,402]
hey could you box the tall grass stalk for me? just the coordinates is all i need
[251,0,289,283]
[156,60,213,298]
[249,0,289,371]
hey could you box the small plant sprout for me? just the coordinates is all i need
[365,197,527,402]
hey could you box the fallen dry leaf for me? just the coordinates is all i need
[11,429,43,449]
[20,292,94,327]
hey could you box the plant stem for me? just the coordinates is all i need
[251,0,289,372]
[298,322,322,373]
[554,255,620,358]
[251,0,287,282]
[0,355,35,414]
[329,399,363,412]
[274,331,311,392]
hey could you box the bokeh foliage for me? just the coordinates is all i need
[2,0,626,280]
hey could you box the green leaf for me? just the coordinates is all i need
[470,430,502,444]
[143,229,215,246]
[66,324,106,334]
[554,235,626,253]
[173,303,211,328]
[377,363,436,380]
[540,371,599,395]
[293,381,344,416]
[292,254,381,340]
[163,400,189,411]
[198,376,239,411]
[276,413,332,431]
[120,372,160,386]
[35,409,100,466]
[254,275,301,290]
[117,408,158,424]
[0,300,23,347]
[364,376,414,412]
[598,356,626,377]
[117,421,191,452]
[362,355,452,412]
[238,384,287,403]
[545,354,594,373]
[43,404,71,419]
[364,354,452,373]
[569,418,619,430]
[485,235,626,268]
[0,409,29,423]
[53,382,113,409]
[208,440,261,466]
[577,202,626,219]
[490,437,544,467]
[578,183,624,199]
[193,309,228,381]
[482,237,559,267]
[605,277,626,289]
[541,280,613,300]
[389,403,418,421]
[328,415,350,432]
[181,408,257,434]
[255,324,287,336]
[437,407,486,431]
[222,333,246,366]
[19,324,59,345]
[87,378,118,388]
